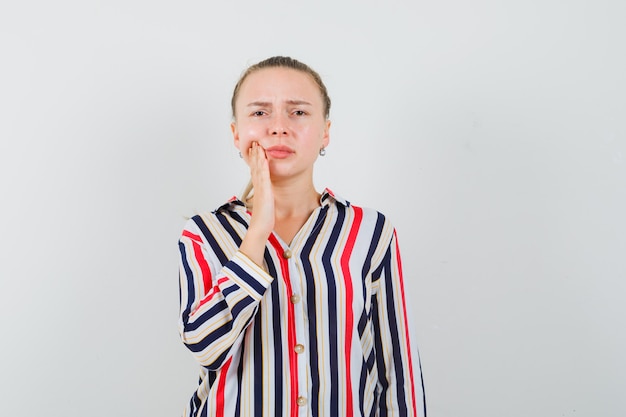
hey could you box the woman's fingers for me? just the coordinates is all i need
[248,142,269,183]
[246,141,274,232]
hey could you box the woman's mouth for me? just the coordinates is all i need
[265,146,294,159]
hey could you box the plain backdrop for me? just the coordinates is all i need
[1,1,625,416]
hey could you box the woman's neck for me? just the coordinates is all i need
[271,179,320,219]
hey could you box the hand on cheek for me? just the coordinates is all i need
[247,141,269,182]
[246,141,275,238]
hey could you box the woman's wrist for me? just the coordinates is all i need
[240,228,270,267]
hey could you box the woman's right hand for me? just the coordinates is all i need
[239,141,274,267]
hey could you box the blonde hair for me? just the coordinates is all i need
[240,179,254,209]
[232,56,331,206]
[231,56,331,120]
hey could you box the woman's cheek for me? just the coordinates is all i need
[241,128,263,149]
[237,136,254,154]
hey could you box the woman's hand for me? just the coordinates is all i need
[239,141,274,267]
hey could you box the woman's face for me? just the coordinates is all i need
[231,67,330,182]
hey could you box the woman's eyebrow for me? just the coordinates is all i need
[246,101,272,108]
[246,99,312,107]
[285,99,312,106]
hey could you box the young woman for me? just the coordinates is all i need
[178,56,426,417]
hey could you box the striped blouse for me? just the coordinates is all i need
[178,189,426,417]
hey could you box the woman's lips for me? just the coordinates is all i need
[265,146,294,159]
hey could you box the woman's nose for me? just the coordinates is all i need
[270,114,288,135]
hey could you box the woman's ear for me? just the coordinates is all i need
[231,121,240,149]
[322,120,331,149]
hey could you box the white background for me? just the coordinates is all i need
[1,1,625,416]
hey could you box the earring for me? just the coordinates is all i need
[239,152,243,158]
[319,147,326,156]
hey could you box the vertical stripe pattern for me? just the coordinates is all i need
[178,189,426,417]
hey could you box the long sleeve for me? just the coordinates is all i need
[372,229,427,417]
[178,214,274,370]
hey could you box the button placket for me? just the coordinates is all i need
[283,246,309,411]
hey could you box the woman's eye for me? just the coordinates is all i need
[252,111,266,116]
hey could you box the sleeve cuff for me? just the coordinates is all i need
[223,250,274,300]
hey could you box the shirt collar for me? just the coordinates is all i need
[217,187,349,213]
[215,196,246,213]
[320,188,349,207]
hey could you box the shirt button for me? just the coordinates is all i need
[294,344,305,354]
[290,294,301,304]
[296,396,307,406]
[282,249,292,259]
